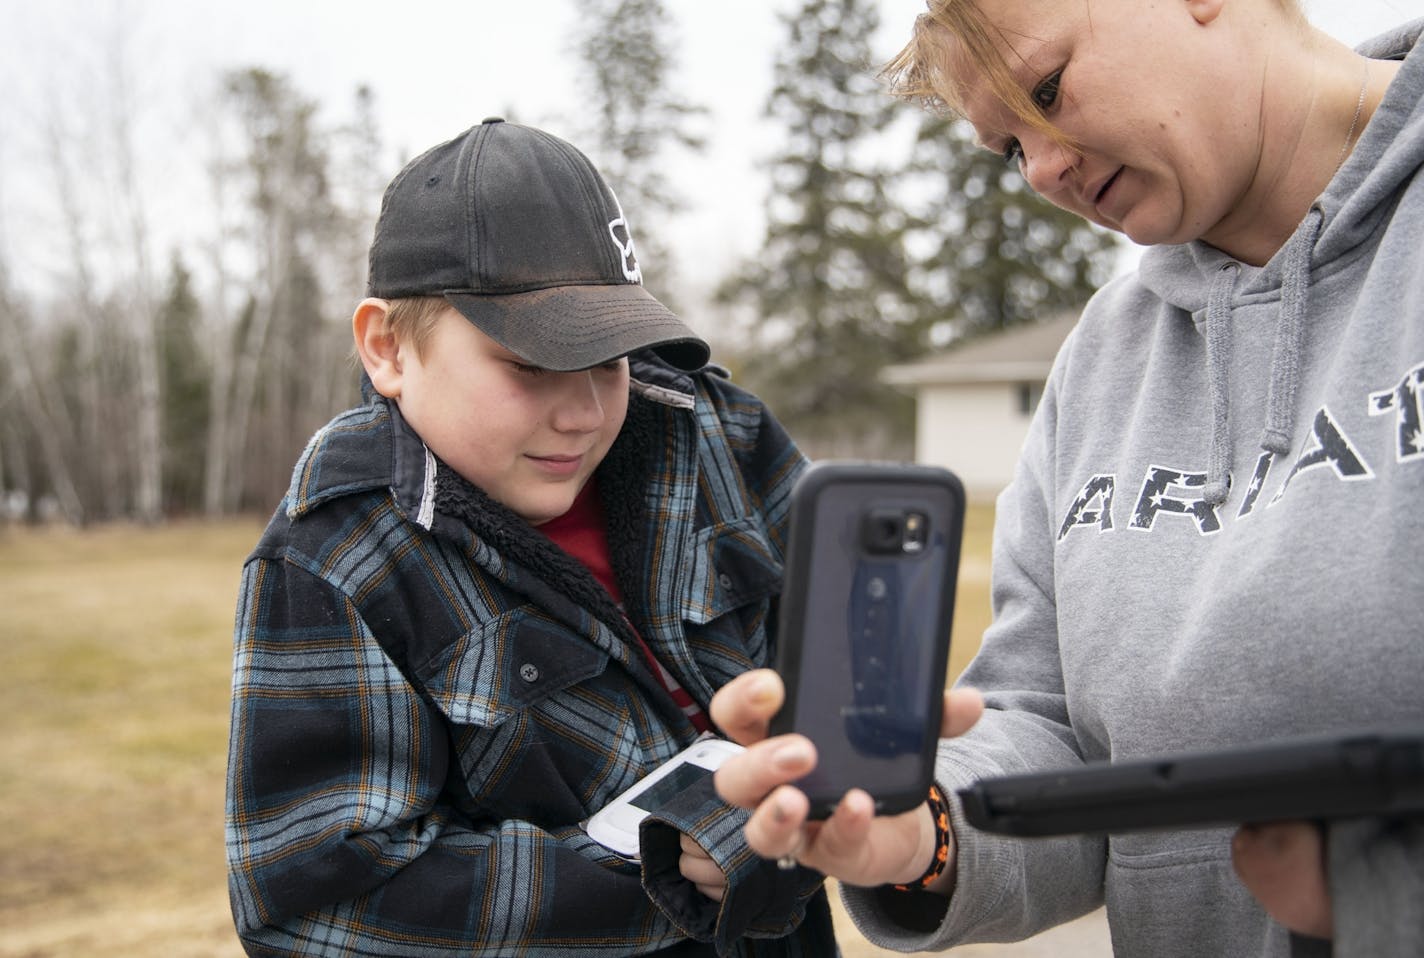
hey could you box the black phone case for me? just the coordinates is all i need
[958,725,1424,837]
[771,461,965,819]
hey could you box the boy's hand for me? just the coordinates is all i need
[711,669,983,890]
[678,833,728,901]
[1232,821,1333,938]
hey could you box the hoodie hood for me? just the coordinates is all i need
[1136,19,1424,502]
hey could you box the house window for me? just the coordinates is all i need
[1017,382,1044,416]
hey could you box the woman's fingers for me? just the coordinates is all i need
[715,732,817,809]
[1232,822,1333,938]
[713,672,982,888]
[711,669,811,816]
[710,668,785,746]
[752,787,929,888]
[800,788,876,871]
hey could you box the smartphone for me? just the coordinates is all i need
[582,733,745,859]
[958,724,1424,837]
[770,461,965,819]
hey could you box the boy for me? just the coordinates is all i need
[225,119,835,956]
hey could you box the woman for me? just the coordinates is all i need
[711,1,1424,955]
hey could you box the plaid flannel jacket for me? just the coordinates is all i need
[225,355,837,957]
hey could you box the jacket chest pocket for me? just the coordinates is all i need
[415,608,667,822]
[680,517,783,684]
[417,608,610,726]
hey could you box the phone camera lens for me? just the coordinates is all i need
[862,509,905,554]
[860,508,931,554]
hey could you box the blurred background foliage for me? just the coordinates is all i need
[0,0,1115,526]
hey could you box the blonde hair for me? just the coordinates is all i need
[880,1,1069,149]
[385,296,450,358]
[881,0,1308,140]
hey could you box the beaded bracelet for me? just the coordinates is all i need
[891,783,951,892]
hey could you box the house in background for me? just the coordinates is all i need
[882,310,1079,502]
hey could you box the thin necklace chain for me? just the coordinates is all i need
[1334,62,1370,175]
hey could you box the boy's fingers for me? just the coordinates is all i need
[714,734,817,809]
[710,669,785,745]
[942,687,985,738]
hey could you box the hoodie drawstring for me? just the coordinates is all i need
[1200,207,1323,507]
[1203,263,1239,506]
[1262,208,1323,456]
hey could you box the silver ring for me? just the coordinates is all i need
[775,833,806,870]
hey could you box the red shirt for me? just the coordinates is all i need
[541,481,711,732]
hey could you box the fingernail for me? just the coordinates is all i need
[773,740,811,771]
[748,673,777,705]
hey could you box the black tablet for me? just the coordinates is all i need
[957,725,1424,837]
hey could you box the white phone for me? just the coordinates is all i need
[583,733,745,859]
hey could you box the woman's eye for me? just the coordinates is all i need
[1032,69,1062,111]
[1002,139,1025,167]
[512,362,547,377]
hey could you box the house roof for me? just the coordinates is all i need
[881,309,1080,387]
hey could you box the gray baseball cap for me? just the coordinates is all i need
[366,118,709,372]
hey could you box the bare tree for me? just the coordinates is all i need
[0,273,84,524]
[17,9,172,523]
[41,103,121,520]
[102,13,163,523]
[4,12,382,522]
[317,85,386,417]
[198,105,241,517]
[200,69,347,515]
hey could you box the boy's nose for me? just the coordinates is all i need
[550,370,607,432]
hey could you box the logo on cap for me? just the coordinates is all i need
[607,192,643,284]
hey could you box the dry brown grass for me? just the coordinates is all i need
[0,507,1012,958]
[0,519,261,957]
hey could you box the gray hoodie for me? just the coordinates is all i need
[845,20,1424,958]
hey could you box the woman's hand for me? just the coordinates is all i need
[1232,821,1333,939]
[711,668,983,890]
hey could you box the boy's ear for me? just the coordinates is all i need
[353,298,404,399]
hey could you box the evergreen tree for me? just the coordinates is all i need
[568,0,706,308]
[909,115,1119,344]
[156,254,210,515]
[719,0,922,456]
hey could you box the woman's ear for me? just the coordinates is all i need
[353,298,404,399]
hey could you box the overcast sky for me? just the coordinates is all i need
[1,0,1417,311]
